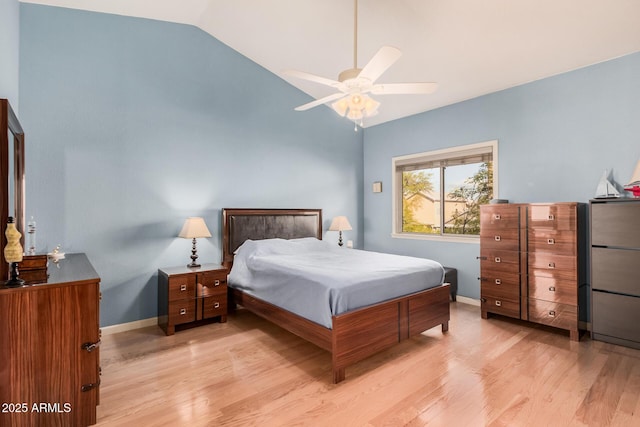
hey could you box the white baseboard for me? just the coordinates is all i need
[455,295,480,307]
[101,317,158,335]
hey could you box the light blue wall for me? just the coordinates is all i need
[19,5,363,327]
[0,0,20,108]
[363,52,640,305]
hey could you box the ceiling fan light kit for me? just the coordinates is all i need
[284,0,437,130]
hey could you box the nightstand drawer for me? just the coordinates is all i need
[168,301,196,325]
[201,296,227,319]
[168,276,195,301]
[198,272,227,297]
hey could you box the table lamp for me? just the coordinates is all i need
[178,217,211,268]
[329,216,352,247]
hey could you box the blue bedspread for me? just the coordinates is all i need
[228,238,444,328]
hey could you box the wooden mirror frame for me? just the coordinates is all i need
[1,98,26,280]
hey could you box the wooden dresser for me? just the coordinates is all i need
[158,263,228,335]
[590,198,640,349]
[480,203,585,340]
[0,253,101,427]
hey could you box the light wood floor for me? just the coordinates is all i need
[96,303,640,426]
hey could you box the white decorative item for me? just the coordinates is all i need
[594,170,620,199]
[47,245,65,262]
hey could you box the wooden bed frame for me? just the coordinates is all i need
[222,208,450,383]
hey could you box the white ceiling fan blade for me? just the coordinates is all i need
[283,69,342,88]
[294,92,346,111]
[358,46,402,83]
[370,82,439,95]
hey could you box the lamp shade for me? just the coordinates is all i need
[329,216,352,232]
[178,217,211,239]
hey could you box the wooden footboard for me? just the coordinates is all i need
[232,283,450,384]
[331,283,450,383]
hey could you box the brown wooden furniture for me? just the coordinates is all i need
[158,263,228,335]
[590,198,640,349]
[480,202,585,340]
[222,208,450,383]
[1,98,26,281]
[0,253,101,427]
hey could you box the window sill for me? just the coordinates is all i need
[391,232,480,244]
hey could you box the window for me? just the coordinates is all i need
[392,140,497,241]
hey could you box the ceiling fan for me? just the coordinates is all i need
[283,0,438,129]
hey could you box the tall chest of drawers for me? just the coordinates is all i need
[590,198,640,349]
[480,203,585,341]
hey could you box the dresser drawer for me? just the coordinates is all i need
[480,205,521,230]
[592,247,640,296]
[481,295,520,319]
[481,274,520,301]
[592,291,640,343]
[480,229,520,250]
[480,249,520,268]
[168,276,195,301]
[528,204,577,230]
[201,295,227,319]
[528,253,577,280]
[528,276,577,305]
[168,300,196,325]
[528,299,577,331]
[591,202,640,248]
[528,229,576,255]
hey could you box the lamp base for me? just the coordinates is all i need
[187,237,201,268]
[4,262,26,287]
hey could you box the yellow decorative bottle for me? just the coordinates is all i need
[4,216,25,287]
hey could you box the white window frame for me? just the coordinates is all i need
[391,140,498,243]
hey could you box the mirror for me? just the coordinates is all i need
[1,98,25,281]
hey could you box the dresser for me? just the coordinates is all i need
[158,263,228,335]
[0,253,101,427]
[480,203,585,340]
[590,198,640,349]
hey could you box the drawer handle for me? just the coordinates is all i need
[180,284,187,291]
[214,302,220,309]
[547,238,555,245]
[476,256,487,260]
[494,257,501,263]
[493,214,501,220]
[82,340,101,353]
[478,277,487,282]
[81,380,101,392]
[495,279,501,285]
[549,286,556,292]
[214,280,221,286]
[548,262,555,269]
[495,300,502,307]
[549,310,556,317]
[180,308,186,315]
[494,235,501,242]
[548,214,555,221]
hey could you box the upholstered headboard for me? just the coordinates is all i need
[222,208,322,267]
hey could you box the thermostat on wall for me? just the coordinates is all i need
[372,182,382,193]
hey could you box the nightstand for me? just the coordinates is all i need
[157,263,228,335]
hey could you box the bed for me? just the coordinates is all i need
[222,208,450,383]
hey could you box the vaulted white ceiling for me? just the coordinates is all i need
[21,0,640,127]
